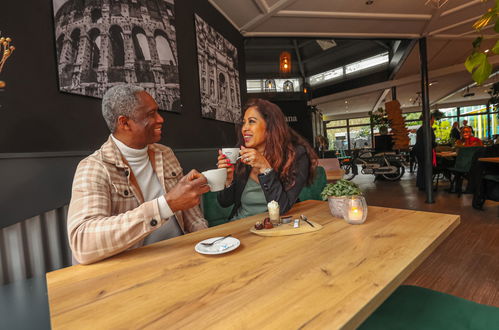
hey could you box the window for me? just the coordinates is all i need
[246,78,301,93]
[349,117,370,125]
[345,52,389,75]
[327,127,348,151]
[326,119,347,128]
[308,67,343,86]
[349,125,372,149]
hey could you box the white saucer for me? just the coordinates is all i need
[195,237,240,255]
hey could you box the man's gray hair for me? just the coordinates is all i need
[102,84,145,132]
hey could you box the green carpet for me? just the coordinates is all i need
[359,285,499,330]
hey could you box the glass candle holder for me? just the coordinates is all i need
[342,195,368,225]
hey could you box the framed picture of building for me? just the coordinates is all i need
[194,14,241,123]
[52,0,181,112]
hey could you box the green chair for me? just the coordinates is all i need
[359,285,499,330]
[201,191,232,227]
[298,166,327,201]
[447,146,483,196]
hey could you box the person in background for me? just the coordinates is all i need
[67,85,209,264]
[413,115,436,191]
[449,121,461,143]
[455,126,483,147]
[216,98,318,221]
[460,120,474,135]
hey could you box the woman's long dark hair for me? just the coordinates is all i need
[236,98,318,190]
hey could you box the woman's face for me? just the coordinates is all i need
[242,106,267,150]
[462,127,472,139]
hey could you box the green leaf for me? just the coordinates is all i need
[495,19,499,33]
[465,52,485,73]
[472,58,492,85]
[472,36,483,49]
[492,40,499,54]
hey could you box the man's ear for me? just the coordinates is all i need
[117,115,131,131]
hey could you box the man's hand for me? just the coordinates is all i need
[165,170,210,212]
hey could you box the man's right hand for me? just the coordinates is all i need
[166,170,210,212]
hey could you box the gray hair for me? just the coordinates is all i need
[102,84,145,132]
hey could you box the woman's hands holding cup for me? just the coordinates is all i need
[217,150,235,186]
[240,146,271,174]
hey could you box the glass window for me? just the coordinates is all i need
[349,117,370,125]
[349,125,372,149]
[327,127,348,151]
[246,79,262,93]
[308,67,343,86]
[491,113,499,137]
[406,121,422,145]
[326,120,347,128]
[460,105,487,115]
[439,107,458,117]
[460,114,488,140]
[246,78,301,93]
[403,112,422,121]
[345,52,389,75]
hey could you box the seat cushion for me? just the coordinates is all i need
[359,285,499,330]
[201,191,232,227]
[298,166,327,201]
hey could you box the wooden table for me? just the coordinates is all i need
[47,201,459,329]
[436,151,457,158]
[478,157,499,164]
[326,169,345,181]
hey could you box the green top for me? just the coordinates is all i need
[231,178,268,221]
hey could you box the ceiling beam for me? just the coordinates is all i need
[309,58,499,106]
[275,10,431,21]
[207,0,241,31]
[372,89,391,112]
[440,0,484,17]
[241,0,300,33]
[420,4,444,37]
[253,0,269,14]
[293,40,306,79]
[430,34,496,39]
[244,32,421,38]
[428,15,481,36]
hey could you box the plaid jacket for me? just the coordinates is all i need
[68,136,207,264]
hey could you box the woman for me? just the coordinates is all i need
[449,121,461,143]
[455,126,483,147]
[217,98,317,221]
[413,115,436,191]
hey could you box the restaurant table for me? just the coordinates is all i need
[478,157,499,164]
[436,151,457,158]
[46,200,459,329]
[326,169,345,181]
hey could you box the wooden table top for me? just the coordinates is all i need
[47,201,459,329]
[478,157,499,163]
[326,169,345,181]
[436,151,457,157]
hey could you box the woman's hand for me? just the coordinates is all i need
[240,146,271,174]
[217,150,234,186]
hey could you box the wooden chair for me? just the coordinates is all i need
[318,158,345,181]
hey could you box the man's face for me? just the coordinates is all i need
[128,91,164,148]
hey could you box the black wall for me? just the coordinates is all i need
[0,0,245,153]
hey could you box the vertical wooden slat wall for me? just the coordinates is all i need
[0,205,71,285]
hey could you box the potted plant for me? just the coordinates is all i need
[369,107,390,135]
[321,179,362,218]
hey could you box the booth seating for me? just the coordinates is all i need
[201,166,328,226]
[359,285,499,330]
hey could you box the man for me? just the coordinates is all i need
[460,120,474,135]
[68,85,210,264]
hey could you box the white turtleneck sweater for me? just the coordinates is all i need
[111,135,182,244]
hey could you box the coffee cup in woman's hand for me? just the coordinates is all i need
[217,150,234,185]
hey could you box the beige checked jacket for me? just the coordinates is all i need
[68,136,208,264]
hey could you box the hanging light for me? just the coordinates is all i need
[279,51,291,74]
[264,79,276,93]
[283,80,294,92]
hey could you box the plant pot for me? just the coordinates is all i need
[327,196,348,218]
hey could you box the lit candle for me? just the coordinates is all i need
[347,207,363,223]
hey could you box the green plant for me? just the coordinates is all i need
[465,0,499,85]
[321,179,362,200]
[368,107,390,131]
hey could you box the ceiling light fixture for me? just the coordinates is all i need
[279,51,291,74]
[424,0,449,8]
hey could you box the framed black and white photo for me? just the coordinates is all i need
[194,14,241,123]
[52,0,181,112]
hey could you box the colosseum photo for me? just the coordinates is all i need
[52,0,180,112]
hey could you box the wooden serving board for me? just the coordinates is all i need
[250,220,323,236]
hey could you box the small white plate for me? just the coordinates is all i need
[195,237,240,255]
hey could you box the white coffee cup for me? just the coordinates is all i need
[202,168,227,192]
[221,148,240,164]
